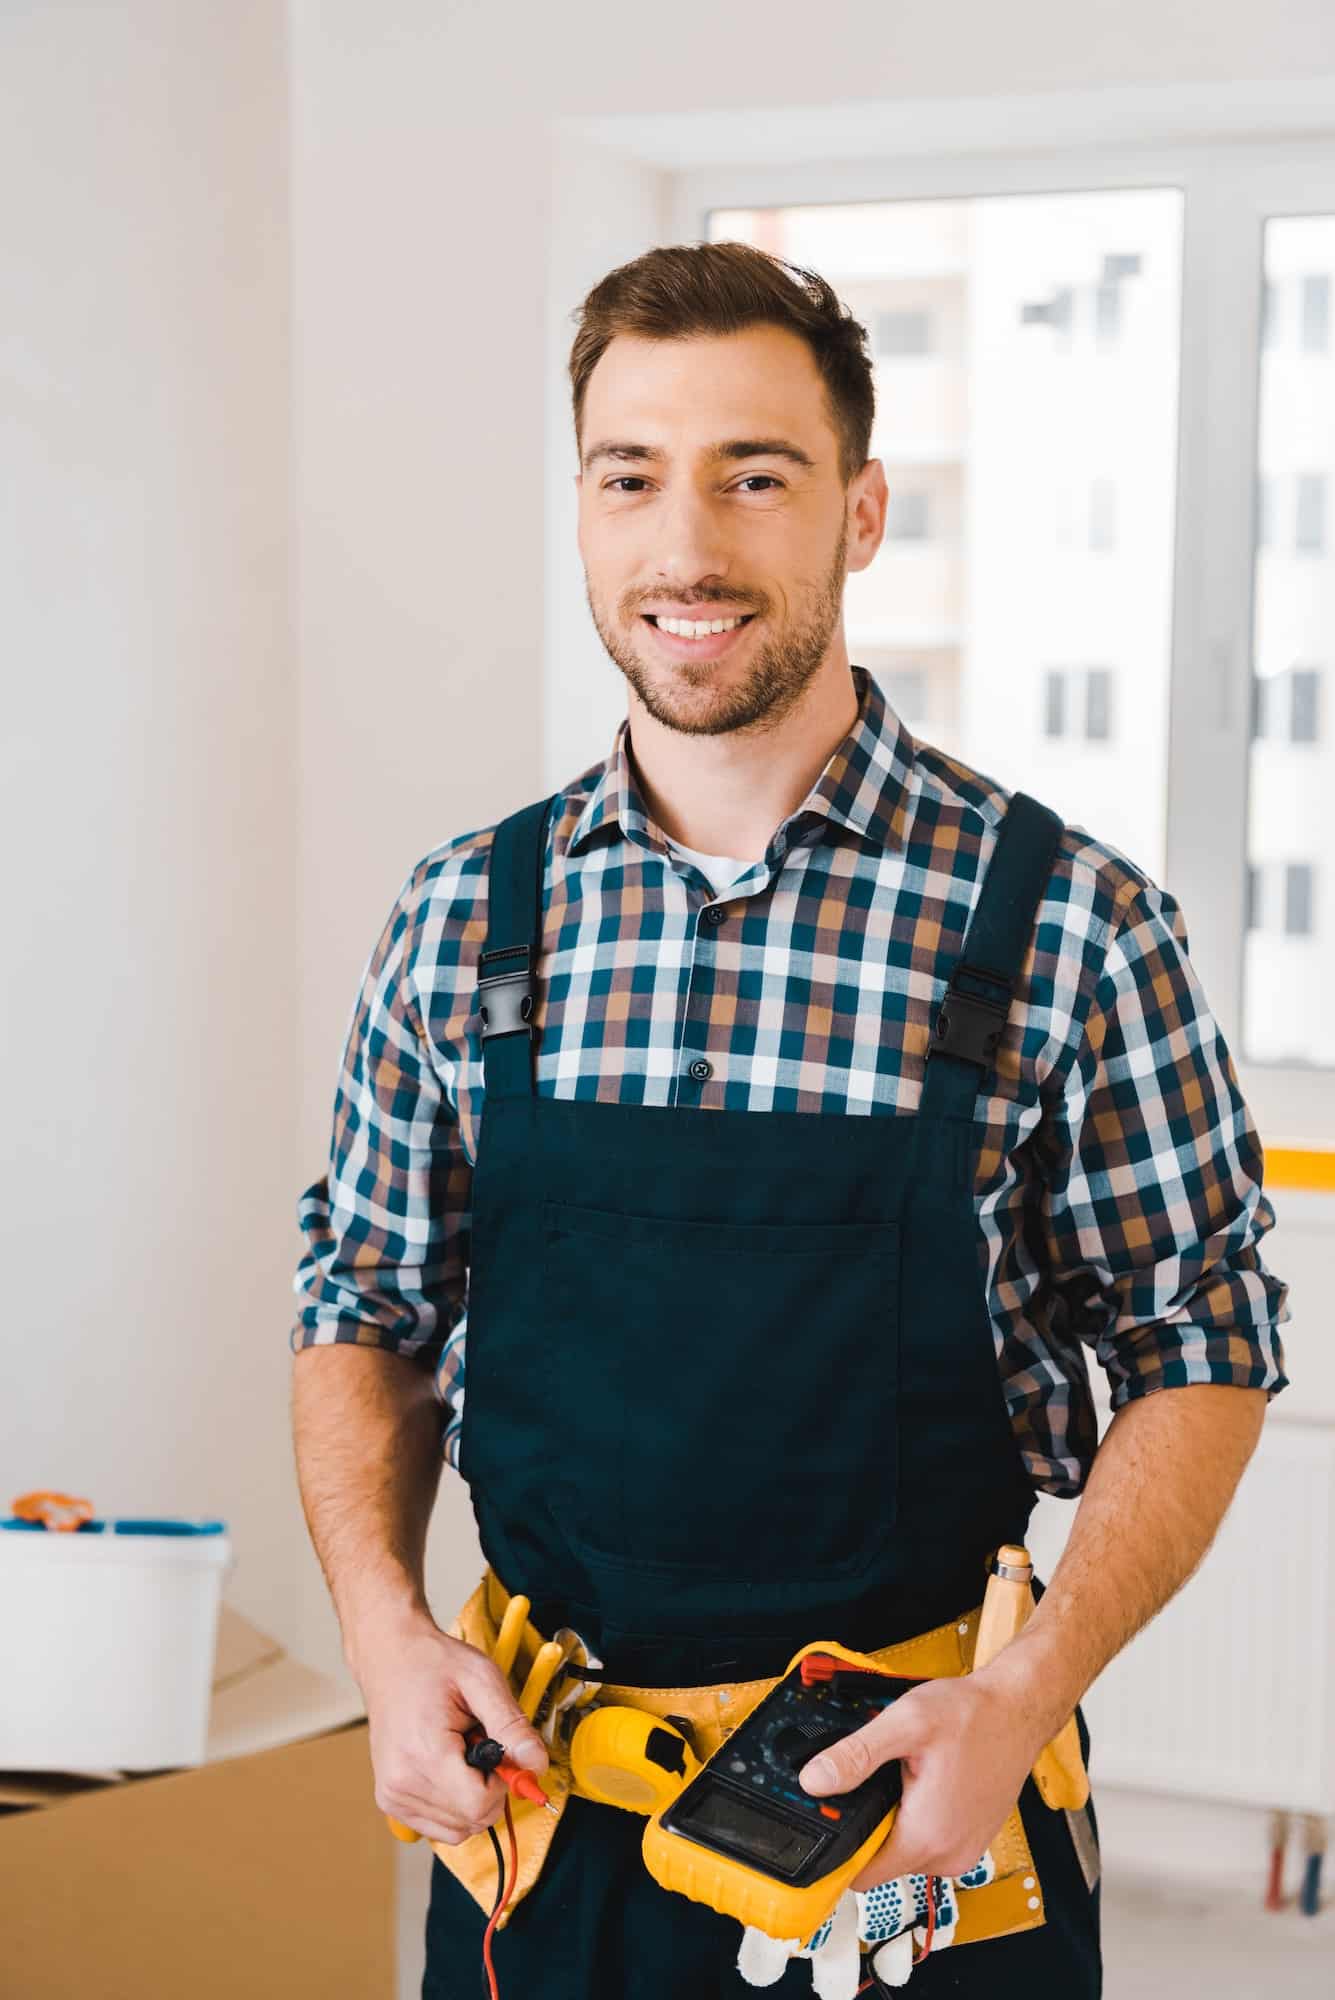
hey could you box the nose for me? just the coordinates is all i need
[649,484,738,601]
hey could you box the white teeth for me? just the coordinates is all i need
[653,615,747,637]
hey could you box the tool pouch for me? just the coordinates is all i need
[428,1570,1061,1946]
[426,1573,575,1929]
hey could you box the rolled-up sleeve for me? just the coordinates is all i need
[290,865,469,1386]
[1037,880,1291,1409]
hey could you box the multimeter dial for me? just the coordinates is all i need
[658,1663,917,1890]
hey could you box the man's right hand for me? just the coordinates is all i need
[351,1614,550,1845]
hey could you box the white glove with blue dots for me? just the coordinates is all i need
[735,1850,995,1995]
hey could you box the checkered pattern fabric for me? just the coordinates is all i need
[292,664,1289,1493]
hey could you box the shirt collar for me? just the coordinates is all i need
[566,663,915,861]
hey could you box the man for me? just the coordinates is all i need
[291,242,1289,1997]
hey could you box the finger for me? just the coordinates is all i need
[457,1655,550,1771]
[850,1833,906,1893]
[855,1805,923,1884]
[384,1752,506,1829]
[860,1786,983,1883]
[381,1795,491,1844]
[409,1816,497,1847]
[437,1740,513,1820]
[798,1697,925,1795]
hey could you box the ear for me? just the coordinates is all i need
[847,459,888,573]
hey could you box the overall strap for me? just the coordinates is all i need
[477,793,557,1100]
[919,791,1065,1123]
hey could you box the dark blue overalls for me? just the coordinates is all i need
[423,787,1101,1997]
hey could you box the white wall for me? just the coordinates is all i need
[1,2,301,1641]
[6,0,1333,1682]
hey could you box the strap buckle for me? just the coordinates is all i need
[927,959,1014,1070]
[478,948,534,1040]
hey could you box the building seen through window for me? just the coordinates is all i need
[1245,215,1335,1063]
[709,192,1182,878]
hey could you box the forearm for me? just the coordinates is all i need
[981,1382,1268,1745]
[290,1343,446,1675]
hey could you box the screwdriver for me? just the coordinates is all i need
[465,1724,557,1812]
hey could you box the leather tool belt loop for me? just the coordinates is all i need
[432,1566,1051,1945]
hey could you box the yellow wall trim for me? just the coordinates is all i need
[1266,1148,1335,1192]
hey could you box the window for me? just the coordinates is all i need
[1246,865,1261,931]
[707,190,1182,871]
[1019,285,1074,332]
[1254,666,1323,743]
[1285,863,1315,937]
[683,142,1335,1111]
[886,490,930,540]
[1296,472,1326,552]
[1085,668,1113,741]
[876,310,933,356]
[1291,667,1322,744]
[883,669,928,719]
[1094,282,1121,344]
[1301,274,1330,353]
[1039,667,1114,742]
[1089,478,1117,551]
[1043,669,1065,739]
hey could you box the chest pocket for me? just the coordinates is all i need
[539,1202,901,1583]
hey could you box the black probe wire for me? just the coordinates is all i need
[487,1823,506,1916]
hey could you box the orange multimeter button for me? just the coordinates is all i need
[819,1804,842,1820]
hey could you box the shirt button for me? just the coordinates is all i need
[703,904,727,925]
[688,1058,712,1081]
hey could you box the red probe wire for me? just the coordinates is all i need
[481,1797,519,2000]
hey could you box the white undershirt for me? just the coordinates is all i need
[668,837,759,901]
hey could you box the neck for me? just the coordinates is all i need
[626,658,861,858]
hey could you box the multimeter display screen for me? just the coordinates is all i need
[673,1782,824,1875]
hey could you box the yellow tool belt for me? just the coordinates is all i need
[431,1567,1076,1945]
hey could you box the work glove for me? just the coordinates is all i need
[735,1849,994,1995]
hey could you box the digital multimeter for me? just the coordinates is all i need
[641,1639,917,1941]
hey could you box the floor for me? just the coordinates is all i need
[395,1827,1334,1997]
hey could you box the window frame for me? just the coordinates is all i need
[668,134,1335,1145]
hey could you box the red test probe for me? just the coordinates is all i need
[464,1725,556,1811]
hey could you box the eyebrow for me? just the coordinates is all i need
[581,437,817,474]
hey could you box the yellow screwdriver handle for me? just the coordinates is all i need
[973,1545,1034,1669]
[386,1816,420,1844]
[518,1640,567,1722]
[975,1543,1090,1810]
[493,1593,531,1684]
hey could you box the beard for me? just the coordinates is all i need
[586,513,849,739]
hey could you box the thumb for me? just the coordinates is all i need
[798,1695,924,1796]
[459,1659,550,1770]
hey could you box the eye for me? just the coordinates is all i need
[602,474,784,494]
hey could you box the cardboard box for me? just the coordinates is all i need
[0,1606,396,1998]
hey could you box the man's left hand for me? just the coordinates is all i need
[797,1669,1050,1888]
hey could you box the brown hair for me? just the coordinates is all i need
[568,240,875,488]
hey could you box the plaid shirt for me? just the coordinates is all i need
[292,664,1289,1495]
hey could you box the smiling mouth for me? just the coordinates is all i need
[639,612,759,655]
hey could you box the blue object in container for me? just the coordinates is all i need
[0,1516,227,1535]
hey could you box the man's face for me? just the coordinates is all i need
[575,324,875,737]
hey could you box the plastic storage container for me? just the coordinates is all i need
[0,1516,233,1771]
